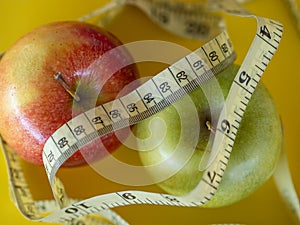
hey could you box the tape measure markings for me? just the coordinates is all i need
[128,0,226,40]
[45,9,285,215]
[1,140,40,220]
[43,30,236,184]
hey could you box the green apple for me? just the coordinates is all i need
[135,64,283,207]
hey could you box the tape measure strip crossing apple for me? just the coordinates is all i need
[42,28,236,184]
[41,1,283,223]
[0,0,292,225]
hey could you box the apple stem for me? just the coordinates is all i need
[54,72,80,102]
[206,121,215,134]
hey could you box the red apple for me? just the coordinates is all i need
[0,21,139,167]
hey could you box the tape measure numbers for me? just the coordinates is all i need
[43,1,284,222]
[1,0,295,225]
[43,29,236,184]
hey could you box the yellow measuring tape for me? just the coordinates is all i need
[0,0,298,224]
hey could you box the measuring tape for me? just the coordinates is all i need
[1,0,298,224]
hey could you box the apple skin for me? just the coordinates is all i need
[0,21,139,167]
[136,64,282,207]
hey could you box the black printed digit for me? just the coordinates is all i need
[176,71,188,82]
[127,103,138,113]
[239,71,251,86]
[92,116,104,125]
[193,60,204,71]
[109,109,121,119]
[159,82,171,93]
[144,93,155,104]
[220,119,230,134]
[57,137,68,148]
[260,25,271,39]
[73,125,85,136]
[209,51,219,61]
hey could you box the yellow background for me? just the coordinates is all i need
[0,0,299,224]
